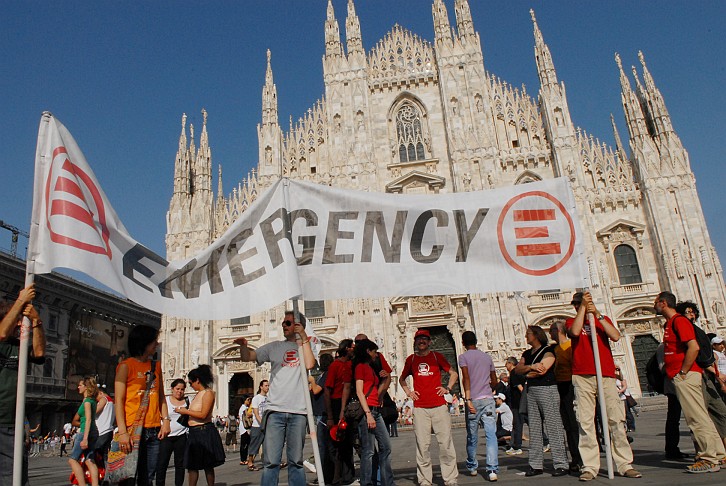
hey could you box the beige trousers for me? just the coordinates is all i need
[572,375,634,475]
[672,371,726,464]
[412,404,458,485]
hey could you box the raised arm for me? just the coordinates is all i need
[0,285,35,341]
[234,337,257,362]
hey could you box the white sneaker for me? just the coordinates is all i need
[488,471,498,482]
[303,460,317,474]
[506,448,523,455]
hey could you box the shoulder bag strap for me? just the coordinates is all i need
[130,359,157,433]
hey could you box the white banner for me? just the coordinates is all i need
[30,114,588,319]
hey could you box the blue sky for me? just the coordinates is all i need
[1,1,724,276]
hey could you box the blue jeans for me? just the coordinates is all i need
[261,412,307,486]
[465,398,498,473]
[357,409,394,486]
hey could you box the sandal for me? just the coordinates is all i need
[248,464,260,471]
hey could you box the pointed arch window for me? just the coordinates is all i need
[614,244,642,285]
[395,102,427,163]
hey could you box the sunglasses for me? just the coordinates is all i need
[282,320,294,327]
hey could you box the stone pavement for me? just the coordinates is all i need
[27,408,723,485]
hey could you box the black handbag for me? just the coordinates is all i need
[177,397,190,427]
[343,384,375,423]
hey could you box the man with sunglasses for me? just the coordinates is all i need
[235,311,315,486]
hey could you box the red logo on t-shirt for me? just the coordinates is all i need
[284,350,300,367]
[417,363,433,376]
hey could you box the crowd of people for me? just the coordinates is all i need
[3,284,726,485]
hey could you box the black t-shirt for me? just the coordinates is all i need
[522,344,556,387]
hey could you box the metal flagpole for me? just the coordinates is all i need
[282,177,325,485]
[14,113,50,486]
[587,312,614,479]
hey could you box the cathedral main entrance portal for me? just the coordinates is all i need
[631,335,660,395]
[228,373,254,414]
[426,325,459,395]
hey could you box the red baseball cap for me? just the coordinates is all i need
[414,329,431,340]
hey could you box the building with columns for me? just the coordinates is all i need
[161,0,725,414]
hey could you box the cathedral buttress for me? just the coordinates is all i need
[530,10,577,181]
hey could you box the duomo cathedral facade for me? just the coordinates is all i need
[161,0,726,413]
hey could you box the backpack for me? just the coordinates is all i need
[228,417,237,432]
[672,315,716,370]
[243,407,254,429]
[645,352,664,394]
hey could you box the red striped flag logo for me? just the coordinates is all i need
[44,145,112,258]
[496,190,575,276]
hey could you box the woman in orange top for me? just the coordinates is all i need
[114,325,171,486]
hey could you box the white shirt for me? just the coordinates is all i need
[496,403,513,431]
[250,394,268,428]
[96,394,115,435]
[166,396,189,437]
[715,349,726,377]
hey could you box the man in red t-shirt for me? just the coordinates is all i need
[566,291,640,481]
[656,291,726,473]
[400,329,458,486]
[324,339,356,485]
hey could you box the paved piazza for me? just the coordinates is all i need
[27,405,724,485]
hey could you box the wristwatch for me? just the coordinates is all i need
[678,370,688,376]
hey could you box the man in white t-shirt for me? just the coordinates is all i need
[245,380,268,469]
[494,393,513,443]
[236,311,314,486]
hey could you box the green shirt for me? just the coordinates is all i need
[77,397,97,434]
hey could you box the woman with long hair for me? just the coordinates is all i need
[176,364,225,486]
[514,325,568,477]
[352,339,394,486]
[157,378,189,486]
[238,396,253,466]
[114,325,171,486]
[68,376,100,486]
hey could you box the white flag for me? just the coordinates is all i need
[29,114,588,320]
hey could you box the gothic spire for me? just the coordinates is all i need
[638,51,673,136]
[610,113,627,159]
[194,108,212,197]
[261,49,278,126]
[616,53,648,141]
[454,0,475,39]
[346,0,364,57]
[199,108,208,149]
[325,0,343,58]
[173,113,189,196]
[615,53,631,92]
[217,164,224,203]
[432,0,452,45]
[530,9,558,88]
